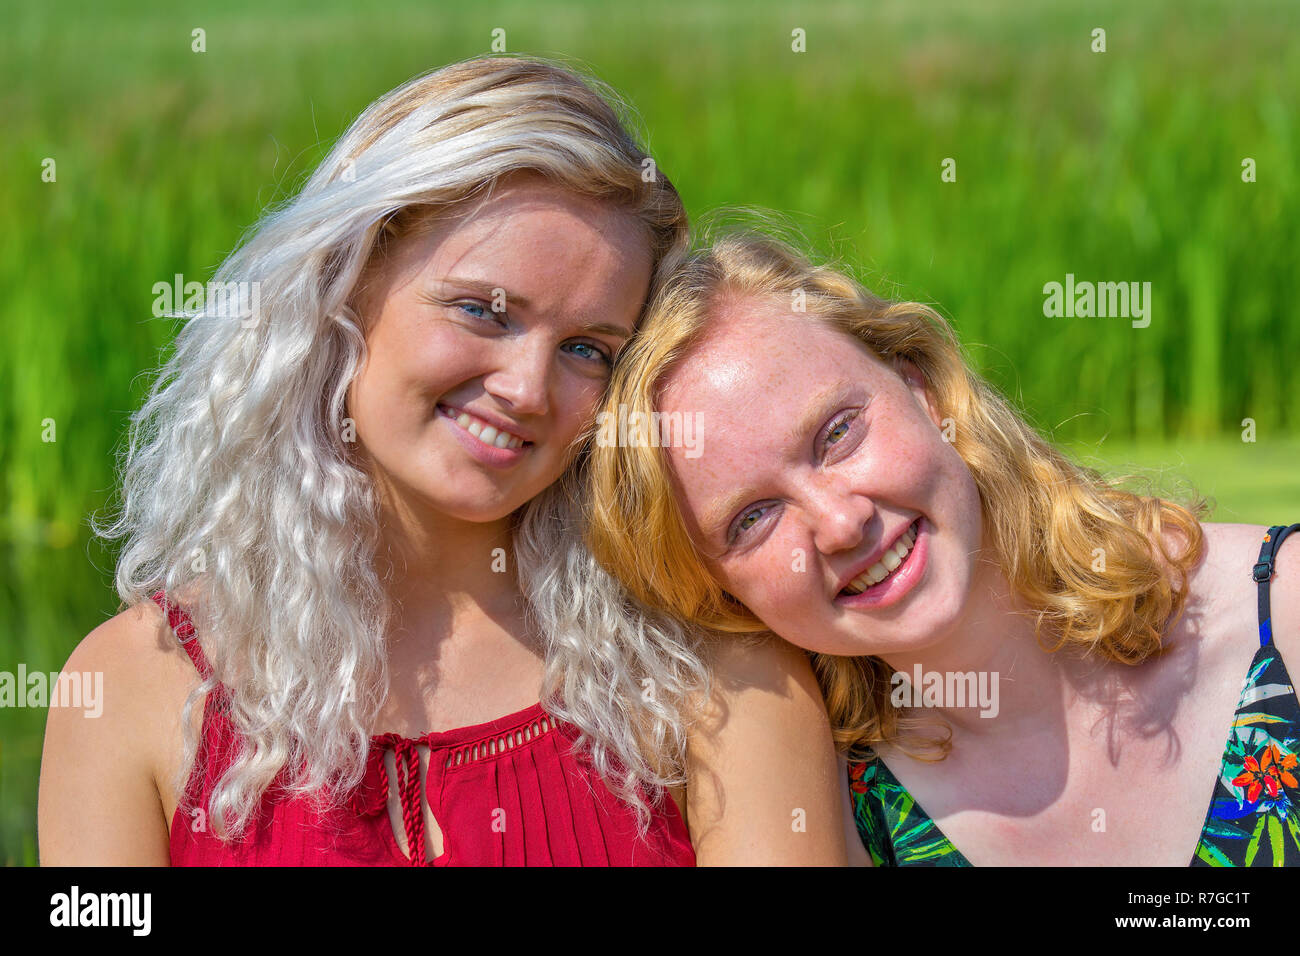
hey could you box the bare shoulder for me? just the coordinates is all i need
[37,597,202,864]
[693,630,833,740]
[1179,522,1298,664]
[686,632,845,865]
[705,629,821,698]
[65,597,201,722]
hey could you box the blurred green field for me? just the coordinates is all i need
[1065,438,1300,524]
[2,0,1297,864]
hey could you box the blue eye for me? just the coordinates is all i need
[562,341,612,366]
[454,300,511,331]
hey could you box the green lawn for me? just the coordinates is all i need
[1066,437,1300,525]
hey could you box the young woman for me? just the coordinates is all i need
[585,231,1300,867]
[38,60,845,866]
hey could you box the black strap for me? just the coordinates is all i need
[1255,523,1300,647]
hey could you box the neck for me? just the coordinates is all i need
[373,481,524,647]
[878,555,1097,743]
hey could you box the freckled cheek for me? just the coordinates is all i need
[729,552,820,620]
[916,445,983,564]
[950,459,985,547]
[931,437,977,498]
[881,430,952,501]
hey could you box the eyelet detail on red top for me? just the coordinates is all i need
[444,715,557,769]
[346,709,560,824]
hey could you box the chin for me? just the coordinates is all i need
[435,496,525,524]
[406,476,518,523]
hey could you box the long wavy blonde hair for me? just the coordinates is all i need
[586,230,1209,760]
[92,55,708,841]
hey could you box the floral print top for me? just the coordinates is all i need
[850,524,1300,867]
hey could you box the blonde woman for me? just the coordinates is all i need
[38,62,844,866]
[586,231,1300,866]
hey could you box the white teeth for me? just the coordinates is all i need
[444,407,527,450]
[840,521,920,595]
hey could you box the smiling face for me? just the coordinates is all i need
[658,294,987,657]
[346,173,653,526]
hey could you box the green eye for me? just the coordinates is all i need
[825,411,861,448]
[730,501,780,542]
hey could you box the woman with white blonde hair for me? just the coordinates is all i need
[38,58,846,866]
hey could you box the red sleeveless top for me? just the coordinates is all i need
[153,592,696,866]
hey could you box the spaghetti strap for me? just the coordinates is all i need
[1253,524,1300,647]
[149,590,212,680]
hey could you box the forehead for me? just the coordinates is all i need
[659,296,887,417]
[656,297,893,539]
[393,176,653,312]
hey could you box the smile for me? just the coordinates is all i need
[834,517,929,611]
[841,519,920,595]
[438,404,529,450]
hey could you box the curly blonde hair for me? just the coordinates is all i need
[92,55,698,841]
[586,230,1209,760]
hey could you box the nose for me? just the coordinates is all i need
[807,476,874,556]
[482,335,551,417]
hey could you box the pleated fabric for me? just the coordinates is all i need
[153,591,695,867]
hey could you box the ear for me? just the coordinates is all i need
[894,356,944,430]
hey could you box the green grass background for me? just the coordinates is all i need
[2,0,1297,864]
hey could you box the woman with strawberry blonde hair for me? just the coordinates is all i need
[586,230,1300,866]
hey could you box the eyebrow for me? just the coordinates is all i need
[785,386,847,454]
[701,386,858,544]
[436,277,634,340]
[435,277,533,310]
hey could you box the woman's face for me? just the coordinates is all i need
[347,173,653,525]
[657,294,986,657]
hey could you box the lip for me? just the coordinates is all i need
[834,518,920,594]
[437,404,533,469]
[833,517,929,611]
[437,402,536,445]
